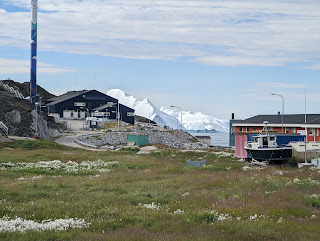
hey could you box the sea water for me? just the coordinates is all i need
[189,132,229,147]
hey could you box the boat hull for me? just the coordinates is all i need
[245,147,292,162]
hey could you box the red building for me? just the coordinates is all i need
[233,114,320,142]
[232,114,320,159]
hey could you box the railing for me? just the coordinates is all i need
[0,121,8,136]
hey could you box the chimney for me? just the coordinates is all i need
[231,113,235,120]
[278,111,280,115]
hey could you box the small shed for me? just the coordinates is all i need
[196,136,211,145]
[288,142,320,166]
[127,134,149,146]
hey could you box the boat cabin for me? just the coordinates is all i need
[247,135,277,148]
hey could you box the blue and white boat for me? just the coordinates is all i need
[244,122,292,163]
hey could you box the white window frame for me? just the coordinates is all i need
[127,112,134,117]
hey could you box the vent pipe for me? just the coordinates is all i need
[30,0,38,104]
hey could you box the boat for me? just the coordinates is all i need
[244,122,292,163]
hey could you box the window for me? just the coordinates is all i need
[127,112,134,117]
[270,137,275,141]
[309,128,314,136]
[239,127,243,132]
[291,128,296,133]
[317,128,319,136]
[268,127,273,131]
[253,127,256,131]
[285,127,289,133]
[263,137,268,147]
[246,127,249,132]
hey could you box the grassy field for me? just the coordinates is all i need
[0,139,320,240]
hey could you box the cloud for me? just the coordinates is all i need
[1,0,320,67]
[300,63,320,70]
[0,58,76,74]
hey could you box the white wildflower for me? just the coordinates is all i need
[273,170,283,176]
[139,202,161,210]
[0,160,118,174]
[242,166,265,171]
[173,209,184,215]
[249,214,257,221]
[0,216,90,233]
[307,194,320,198]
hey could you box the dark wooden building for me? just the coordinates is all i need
[45,90,135,125]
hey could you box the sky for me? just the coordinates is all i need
[0,0,319,120]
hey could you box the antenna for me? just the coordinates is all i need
[74,75,78,90]
[93,72,96,89]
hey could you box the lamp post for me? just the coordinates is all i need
[171,105,182,131]
[271,93,284,133]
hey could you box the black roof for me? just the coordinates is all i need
[93,104,114,111]
[93,103,134,112]
[237,114,320,125]
[46,90,91,106]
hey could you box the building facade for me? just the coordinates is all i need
[233,114,320,142]
[45,90,135,125]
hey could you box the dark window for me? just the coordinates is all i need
[263,137,268,147]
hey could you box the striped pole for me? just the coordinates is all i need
[30,0,37,103]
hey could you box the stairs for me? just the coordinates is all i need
[0,121,8,136]
[0,80,24,99]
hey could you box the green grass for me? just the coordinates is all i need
[0,139,320,240]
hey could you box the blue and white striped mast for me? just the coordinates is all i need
[30,0,38,104]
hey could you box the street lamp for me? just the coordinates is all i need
[271,93,284,133]
[171,105,182,131]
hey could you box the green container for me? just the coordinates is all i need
[127,135,149,146]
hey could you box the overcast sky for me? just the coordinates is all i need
[0,0,319,120]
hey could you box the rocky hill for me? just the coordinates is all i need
[0,80,61,138]
[2,79,55,100]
